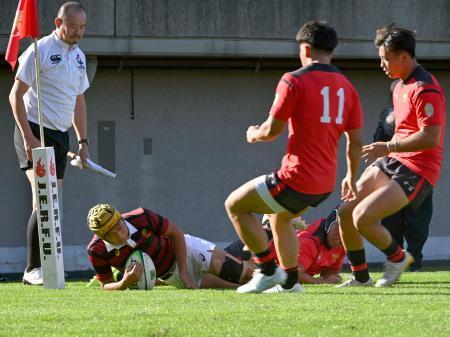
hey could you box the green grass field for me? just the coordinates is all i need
[1,270,449,337]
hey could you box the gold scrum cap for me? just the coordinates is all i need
[87,204,121,237]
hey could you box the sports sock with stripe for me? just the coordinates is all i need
[254,249,276,276]
[347,249,370,283]
[382,240,405,263]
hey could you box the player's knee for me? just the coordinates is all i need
[224,192,240,215]
[224,194,233,211]
[338,202,353,222]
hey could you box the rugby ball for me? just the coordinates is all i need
[125,250,156,290]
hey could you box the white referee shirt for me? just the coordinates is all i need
[16,31,90,132]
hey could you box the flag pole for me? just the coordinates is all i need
[33,38,44,148]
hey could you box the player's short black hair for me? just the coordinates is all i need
[375,25,416,58]
[296,21,338,53]
[57,2,86,20]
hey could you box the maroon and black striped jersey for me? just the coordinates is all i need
[87,207,176,281]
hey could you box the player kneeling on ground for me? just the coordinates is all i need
[86,204,253,290]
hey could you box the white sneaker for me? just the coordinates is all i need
[336,277,374,288]
[237,267,287,294]
[263,282,304,293]
[23,267,43,285]
[375,251,414,287]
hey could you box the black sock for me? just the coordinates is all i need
[282,267,298,289]
[381,240,398,256]
[347,249,370,283]
[26,210,40,272]
[254,249,276,276]
[381,240,405,262]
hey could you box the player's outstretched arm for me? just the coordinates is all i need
[298,265,325,284]
[246,115,286,143]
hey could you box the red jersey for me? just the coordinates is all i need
[87,208,176,281]
[270,218,345,276]
[390,65,446,185]
[270,64,363,194]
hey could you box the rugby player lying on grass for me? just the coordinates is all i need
[225,209,345,284]
[86,204,253,290]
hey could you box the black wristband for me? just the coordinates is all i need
[78,138,89,145]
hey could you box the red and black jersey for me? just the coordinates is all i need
[269,218,345,276]
[390,65,446,186]
[87,208,176,282]
[270,63,363,194]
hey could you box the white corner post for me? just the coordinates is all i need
[32,38,65,289]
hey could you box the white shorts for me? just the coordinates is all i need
[161,234,215,289]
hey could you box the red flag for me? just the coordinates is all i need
[5,0,39,71]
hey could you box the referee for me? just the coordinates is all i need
[9,2,90,285]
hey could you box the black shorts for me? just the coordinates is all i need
[254,172,331,214]
[14,122,70,179]
[373,157,433,210]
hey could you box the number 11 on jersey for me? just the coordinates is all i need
[320,87,345,125]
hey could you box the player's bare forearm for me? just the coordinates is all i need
[100,264,142,290]
[362,126,441,161]
[101,279,129,290]
[72,94,88,141]
[392,126,441,152]
[345,129,363,179]
[346,143,362,180]
[299,272,324,284]
[246,115,285,143]
[320,270,342,284]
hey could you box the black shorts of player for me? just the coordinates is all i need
[14,121,70,179]
[372,157,433,211]
[266,172,331,214]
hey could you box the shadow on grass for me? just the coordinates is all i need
[400,279,450,283]
[311,290,450,296]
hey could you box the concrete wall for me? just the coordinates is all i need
[1,65,449,271]
[1,0,448,40]
[0,1,449,59]
[0,0,449,271]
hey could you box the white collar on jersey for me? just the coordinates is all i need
[51,30,78,51]
[103,220,137,252]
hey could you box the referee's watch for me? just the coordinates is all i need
[78,138,89,145]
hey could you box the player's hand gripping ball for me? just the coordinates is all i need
[125,250,157,290]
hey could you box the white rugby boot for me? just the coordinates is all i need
[336,277,374,288]
[237,267,287,294]
[263,282,304,293]
[22,267,43,285]
[375,251,414,287]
